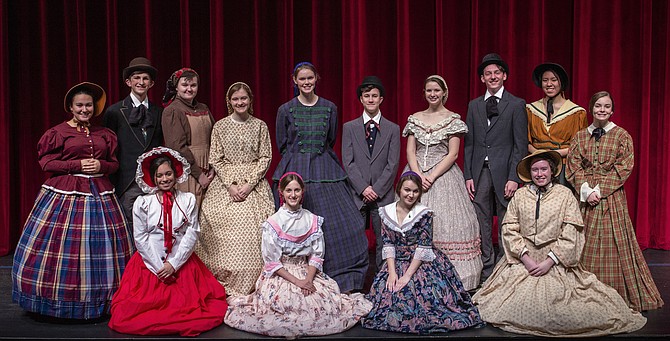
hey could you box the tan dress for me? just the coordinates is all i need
[162,97,215,207]
[197,115,275,296]
[472,184,646,337]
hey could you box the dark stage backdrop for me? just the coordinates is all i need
[1,0,669,255]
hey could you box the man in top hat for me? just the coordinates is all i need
[342,76,400,269]
[463,53,528,283]
[103,57,164,230]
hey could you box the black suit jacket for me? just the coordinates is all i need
[464,89,527,206]
[103,96,163,196]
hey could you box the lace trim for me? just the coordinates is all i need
[413,246,436,262]
[379,205,432,235]
[402,114,468,146]
[262,215,324,247]
[381,245,395,259]
[135,147,191,194]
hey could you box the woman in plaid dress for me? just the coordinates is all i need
[567,91,663,311]
[271,62,369,293]
[12,82,133,319]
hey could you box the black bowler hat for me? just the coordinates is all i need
[357,76,385,97]
[532,63,570,91]
[477,53,509,76]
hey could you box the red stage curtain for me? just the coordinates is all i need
[1,0,669,255]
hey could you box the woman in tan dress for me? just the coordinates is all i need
[473,150,646,337]
[197,82,275,296]
[162,68,215,207]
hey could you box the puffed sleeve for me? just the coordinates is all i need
[549,193,585,268]
[133,196,164,274]
[501,195,526,263]
[401,118,415,138]
[37,128,81,174]
[245,121,272,190]
[166,193,199,271]
[261,219,284,276]
[413,211,436,262]
[97,128,119,175]
[307,215,325,272]
[208,121,231,188]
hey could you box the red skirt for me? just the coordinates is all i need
[108,253,228,336]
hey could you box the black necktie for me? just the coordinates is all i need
[546,98,554,124]
[592,127,606,141]
[486,96,499,119]
[365,120,378,155]
[129,104,153,130]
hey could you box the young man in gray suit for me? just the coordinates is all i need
[103,57,164,230]
[464,54,528,283]
[342,76,400,269]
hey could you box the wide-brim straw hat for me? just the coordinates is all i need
[63,82,106,117]
[516,149,563,183]
[135,147,191,194]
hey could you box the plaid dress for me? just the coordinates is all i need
[567,124,663,311]
[272,97,369,292]
[12,123,133,319]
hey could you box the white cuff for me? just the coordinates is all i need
[580,182,601,202]
[547,251,559,265]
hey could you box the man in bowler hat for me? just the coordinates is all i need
[342,76,400,269]
[463,53,528,283]
[103,57,164,230]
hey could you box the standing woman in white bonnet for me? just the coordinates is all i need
[401,75,483,290]
[197,82,275,296]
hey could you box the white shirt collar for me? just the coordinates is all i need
[587,121,616,134]
[130,92,149,108]
[362,111,381,125]
[484,86,505,101]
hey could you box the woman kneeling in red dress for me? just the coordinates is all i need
[108,147,228,336]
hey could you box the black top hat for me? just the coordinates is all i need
[357,76,385,97]
[477,53,509,76]
[532,63,569,91]
[123,57,158,80]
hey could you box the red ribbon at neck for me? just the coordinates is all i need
[162,191,174,254]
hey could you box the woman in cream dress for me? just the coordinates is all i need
[197,82,274,296]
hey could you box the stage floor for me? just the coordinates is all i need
[1,249,668,339]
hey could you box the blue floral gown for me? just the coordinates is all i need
[361,202,484,334]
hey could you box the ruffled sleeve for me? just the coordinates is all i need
[413,211,436,262]
[97,127,119,175]
[402,114,468,146]
[261,219,284,276]
[307,215,325,272]
[37,127,81,174]
[133,196,163,274]
[166,192,199,271]
[401,118,416,138]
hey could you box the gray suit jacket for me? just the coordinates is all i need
[464,90,527,206]
[342,116,400,210]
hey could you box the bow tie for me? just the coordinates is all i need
[486,96,499,119]
[592,127,606,141]
[365,120,379,136]
[129,104,153,129]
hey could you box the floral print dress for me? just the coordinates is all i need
[361,202,484,334]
